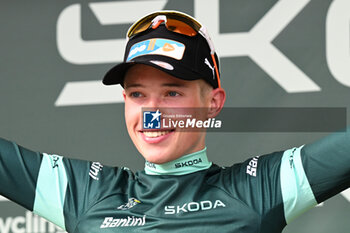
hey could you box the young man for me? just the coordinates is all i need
[0,11,349,233]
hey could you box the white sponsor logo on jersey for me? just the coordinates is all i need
[100,215,146,228]
[89,162,103,180]
[164,200,226,214]
[246,156,260,177]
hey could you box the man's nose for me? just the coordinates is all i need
[145,96,161,109]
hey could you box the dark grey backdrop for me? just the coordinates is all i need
[0,0,349,232]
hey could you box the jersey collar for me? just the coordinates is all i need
[144,147,212,176]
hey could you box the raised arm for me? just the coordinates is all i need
[0,138,42,210]
[0,138,107,232]
[225,128,350,232]
[278,128,350,225]
[301,128,350,203]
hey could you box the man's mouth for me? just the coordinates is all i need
[143,130,172,138]
[140,129,175,141]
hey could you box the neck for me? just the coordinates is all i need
[144,147,212,175]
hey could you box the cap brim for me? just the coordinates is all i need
[103,62,134,86]
[103,57,204,86]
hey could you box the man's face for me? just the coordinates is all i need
[123,64,212,164]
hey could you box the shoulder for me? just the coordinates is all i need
[209,150,285,179]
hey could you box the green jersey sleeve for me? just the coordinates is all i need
[0,138,130,232]
[0,138,42,211]
[279,129,350,224]
[301,129,350,203]
[220,128,350,231]
[0,138,85,231]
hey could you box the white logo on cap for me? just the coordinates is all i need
[204,58,215,79]
[128,44,147,59]
[127,39,185,61]
[150,60,174,70]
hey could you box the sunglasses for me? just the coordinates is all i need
[127,10,221,88]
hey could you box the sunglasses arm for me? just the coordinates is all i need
[199,26,216,55]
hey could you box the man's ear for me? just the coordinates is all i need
[207,88,226,118]
[123,90,126,100]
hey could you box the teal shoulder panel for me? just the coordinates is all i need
[280,146,317,224]
[302,129,350,203]
[33,153,68,230]
[0,139,42,211]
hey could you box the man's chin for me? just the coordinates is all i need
[140,148,178,165]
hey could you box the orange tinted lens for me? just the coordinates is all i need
[128,20,152,37]
[128,12,201,38]
[165,18,197,36]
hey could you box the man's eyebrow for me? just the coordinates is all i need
[124,83,144,89]
[124,83,187,89]
[161,83,187,87]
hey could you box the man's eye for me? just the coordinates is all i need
[167,91,179,97]
[130,92,142,98]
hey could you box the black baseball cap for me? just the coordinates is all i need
[103,13,221,88]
